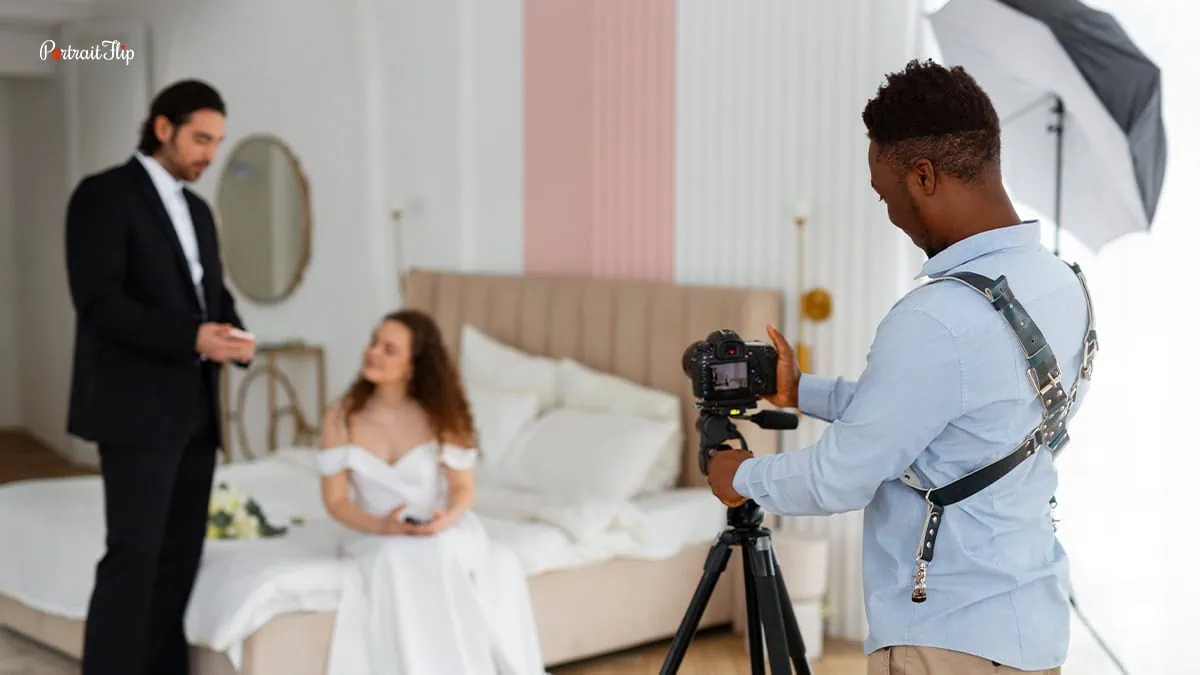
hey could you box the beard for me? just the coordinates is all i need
[161,140,208,182]
[896,199,938,257]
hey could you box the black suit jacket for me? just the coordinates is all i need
[65,156,247,449]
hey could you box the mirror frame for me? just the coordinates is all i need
[215,133,314,304]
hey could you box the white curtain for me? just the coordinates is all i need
[921,2,1198,673]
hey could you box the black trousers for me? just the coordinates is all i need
[81,400,219,675]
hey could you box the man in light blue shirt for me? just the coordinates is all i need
[707,60,1094,674]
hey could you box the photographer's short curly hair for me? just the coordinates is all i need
[862,59,1001,183]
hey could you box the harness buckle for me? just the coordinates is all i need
[1081,335,1098,380]
[1026,365,1061,397]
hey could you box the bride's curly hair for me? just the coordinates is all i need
[340,310,476,446]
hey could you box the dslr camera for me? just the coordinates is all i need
[682,329,778,411]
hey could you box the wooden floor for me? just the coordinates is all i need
[0,429,97,483]
[0,429,868,675]
[553,630,867,674]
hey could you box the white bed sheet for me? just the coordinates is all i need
[0,451,727,663]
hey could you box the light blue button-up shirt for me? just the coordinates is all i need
[733,222,1091,670]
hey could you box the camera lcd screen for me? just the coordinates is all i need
[711,361,749,392]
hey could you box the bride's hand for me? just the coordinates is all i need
[380,504,416,535]
[410,510,455,536]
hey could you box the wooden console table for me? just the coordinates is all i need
[219,341,326,463]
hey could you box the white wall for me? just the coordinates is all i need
[376,0,524,278]
[461,0,524,274]
[6,77,72,455]
[377,0,467,275]
[0,80,20,429]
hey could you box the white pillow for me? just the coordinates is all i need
[473,482,646,542]
[464,381,540,471]
[557,358,683,493]
[459,324,559,412]
[487,408,680,503]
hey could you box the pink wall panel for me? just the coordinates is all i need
[523,0,675,280]
[523,0,593,275]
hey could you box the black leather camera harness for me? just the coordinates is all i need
[901,262,1097,603]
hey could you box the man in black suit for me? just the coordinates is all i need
[64,79,254,675]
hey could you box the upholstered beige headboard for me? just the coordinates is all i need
[401,268,783,488]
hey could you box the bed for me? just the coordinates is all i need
[0,268,830,673]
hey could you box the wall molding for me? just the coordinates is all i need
[0,0,94,24]
[0,25,55,77]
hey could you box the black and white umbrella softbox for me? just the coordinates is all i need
[929,0,1167,254]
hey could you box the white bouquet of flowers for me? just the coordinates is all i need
[206,482,289,540]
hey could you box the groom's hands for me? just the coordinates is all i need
[226,328,256,363]
[196,323,234,361]
[195,323,256,363]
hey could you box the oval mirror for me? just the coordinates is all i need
[216,135,312,303]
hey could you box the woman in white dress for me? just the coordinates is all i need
[317,309,546,675]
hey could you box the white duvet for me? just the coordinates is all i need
[0,450,725,664]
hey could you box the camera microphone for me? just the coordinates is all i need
[750,409,799,430]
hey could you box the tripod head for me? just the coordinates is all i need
[694,404,798,476]
[694,404,799,530]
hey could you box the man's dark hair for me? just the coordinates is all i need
[862,59,1001,183]
[137,79,226,155]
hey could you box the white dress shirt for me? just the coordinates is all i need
[135,152,206,312]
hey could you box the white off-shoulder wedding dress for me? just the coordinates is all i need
[317,441,546,675]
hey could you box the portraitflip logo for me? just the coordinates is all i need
[39,39,135,65]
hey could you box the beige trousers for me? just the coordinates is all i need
[867,646,1062,674]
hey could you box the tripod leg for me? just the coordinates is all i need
[659,534,734,675]
[748,536,797,675]
[740,543,766,675]
[772,559,811,675]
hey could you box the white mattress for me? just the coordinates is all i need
[0,450,727,659]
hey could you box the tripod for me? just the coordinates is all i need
[660,410,811,675]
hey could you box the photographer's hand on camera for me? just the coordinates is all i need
[763,324,799,409]
[707,448,753,507]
